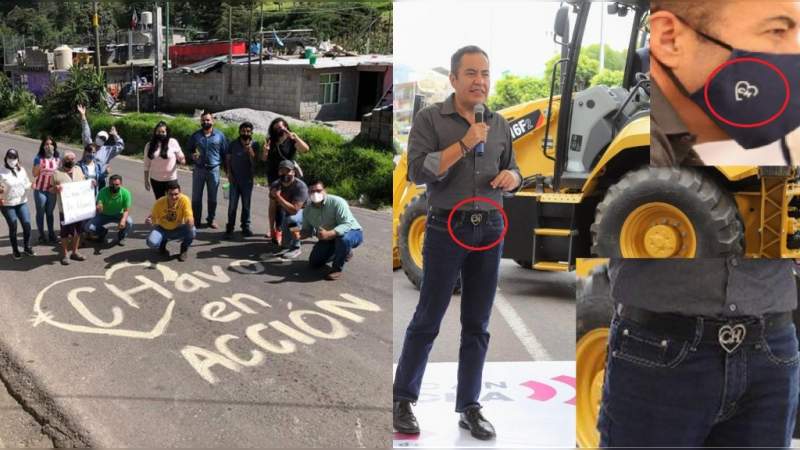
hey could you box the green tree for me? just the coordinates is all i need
[488,74,550,111]
[582,43,626,71]
[590,69,624,88]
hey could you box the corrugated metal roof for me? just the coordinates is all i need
[171,54,392,74]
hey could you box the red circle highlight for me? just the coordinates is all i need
[703,57,790,129]
[446,196,509,251]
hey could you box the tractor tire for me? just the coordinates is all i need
[576,263,614,449]
[399,194,428,290]
[591,166,743,258]
[398,193,461,293]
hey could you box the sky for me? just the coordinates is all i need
[393,0,642,89]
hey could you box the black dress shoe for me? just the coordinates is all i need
[459,405,495,440]
[393,400,420,434]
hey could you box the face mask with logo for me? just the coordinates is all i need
[655,16,800,149]
[309,192,324,204]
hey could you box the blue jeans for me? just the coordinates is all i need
[1,203,32,251]
[226,182,253,231]
[394,210,504,412]
[88,213,133,240]
[279,209,303,250]
[309,228,364,271]
[33,189,56,239]
[192,165,220,224]
[146,224,196,251]
[598,312,800,447]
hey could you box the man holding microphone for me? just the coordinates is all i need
[393,45,521,440]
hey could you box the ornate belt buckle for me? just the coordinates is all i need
[470,213,482,226]
[718,323,747,354]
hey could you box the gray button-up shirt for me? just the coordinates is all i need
[608,257,797,317]
[407,94,520,210]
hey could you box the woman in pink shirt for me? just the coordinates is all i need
[144,121,185,199]
[32,136,60,244]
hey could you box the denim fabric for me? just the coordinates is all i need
[191,165,220,223]
[146,224,196,250]
[309,228,363,271]
[226,182,253,231]
[598,313,800,447]
[33,189,56,239]
[394,210,504,412]
[88,213,133,240]
[279,209,303,250]
[1,203,32,251]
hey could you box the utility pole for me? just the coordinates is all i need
[247,0,253,86]
[153,4,163,110]
[228,4,233,94]
[258,1,264,86]
[93,1,102,74]
[165,1,170,70]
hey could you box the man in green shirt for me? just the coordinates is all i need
[300,180,363,280]
[87,174,133,246]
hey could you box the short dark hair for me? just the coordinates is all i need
[308,180,325,189]
[239,121,253,131]
[450,45,489,76]
[651,1,724,38]
[109,174,122,184]
[200,109,213,118]
[165,180,181,192]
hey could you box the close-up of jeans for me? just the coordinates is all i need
[394,210,505,412]
[598,313,800,448]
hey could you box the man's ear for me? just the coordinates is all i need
[449,72,457,88]
[650,11,687,70]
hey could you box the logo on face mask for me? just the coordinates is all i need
[734,80,759,102]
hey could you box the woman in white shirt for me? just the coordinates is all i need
[0,148,35,259]
[144,121,185,199]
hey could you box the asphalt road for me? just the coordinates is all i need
[0,132,392,448]
[393,260,576,363]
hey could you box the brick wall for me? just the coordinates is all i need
[163,64,360,121]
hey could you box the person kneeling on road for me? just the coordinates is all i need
[299,180,363,280]
[145,181,195,262]
[87,174,133,246]
[271,160,308,260]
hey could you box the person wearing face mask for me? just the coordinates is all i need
[0,148,35,259]
[270,160,308,259]
[186,110,229,229]
[86,174,132,246]
[260,117,310,245]
[299,180,362,280]
[32,136,60,244]
[77,143,108,195]
[77,104,124,185]
[224,122,258,239]
[144,121,186,199]
[51,151,89,265]
[650,2,800,165]
[597,2,800,448]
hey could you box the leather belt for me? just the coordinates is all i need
[617,304,793,353]
[429,207,500,226]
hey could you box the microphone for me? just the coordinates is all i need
[474,104,485,156]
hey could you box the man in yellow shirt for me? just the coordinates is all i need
[145,181,195,261]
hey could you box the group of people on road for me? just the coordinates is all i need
[0,106,364,279]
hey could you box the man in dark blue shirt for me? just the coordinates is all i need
[186,110,228,229]
[225,122,258,238]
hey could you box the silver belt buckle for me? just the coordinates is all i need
[470,212,483,226]
[718,323,747,353]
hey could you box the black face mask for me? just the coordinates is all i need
[240,134,252,142]
[157,133,168,143]
[201,123,213,130]
[62,161,74,169]
[110,186,120,193]
[281,174,293,184]
[655,16,800,150]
